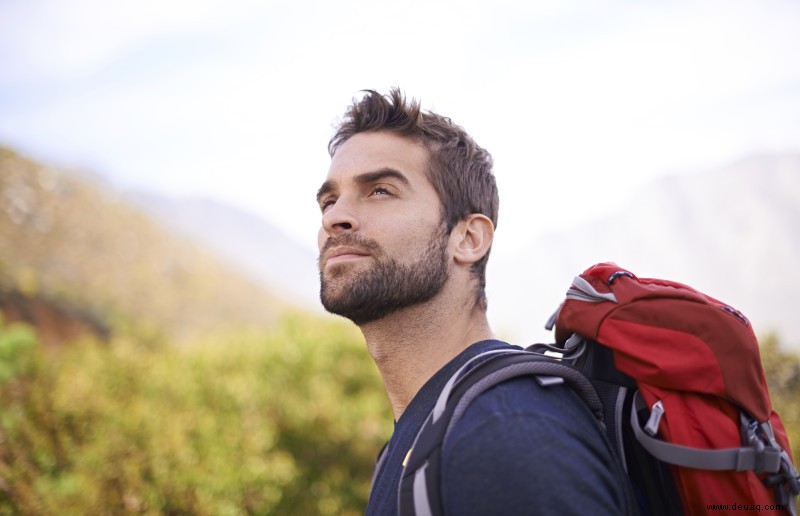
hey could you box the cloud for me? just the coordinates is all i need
[0,0,265,82]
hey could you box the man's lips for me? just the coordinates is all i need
[324,247,370,267]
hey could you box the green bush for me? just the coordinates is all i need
[0,314,37,383]
[1,315,798,514]
[0,313,391,515]
[760,334,800,458]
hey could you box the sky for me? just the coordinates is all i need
[1,0,799,259]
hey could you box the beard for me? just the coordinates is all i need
[319,229,450,325]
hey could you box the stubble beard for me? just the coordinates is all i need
[319,229,450,326]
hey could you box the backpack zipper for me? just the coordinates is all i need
[644,400,665,436]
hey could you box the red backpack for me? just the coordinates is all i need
[551,263,799,515]
[397,263,799,515]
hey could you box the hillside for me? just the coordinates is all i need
[487,153,800,350]
[128,193,320,309]
[0,147,288,344]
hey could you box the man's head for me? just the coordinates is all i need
[318,88,498,322]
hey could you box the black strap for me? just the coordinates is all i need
[399,350,604,516]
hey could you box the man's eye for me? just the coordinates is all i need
[320,198,336,211]
[371,186,390,196]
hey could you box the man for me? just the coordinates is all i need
[317,89,636,515]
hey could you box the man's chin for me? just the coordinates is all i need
[319,294,367,323]
[320,298,390,326]
[319,277,356,310]
[322,259,369,280]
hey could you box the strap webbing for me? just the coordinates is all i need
[630,392,782,474]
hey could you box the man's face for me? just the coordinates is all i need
[316,131,450,325]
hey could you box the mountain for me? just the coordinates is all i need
[487,153,800,350]
[0,147,288,344]
[128,193,320,309]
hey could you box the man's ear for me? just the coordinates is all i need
[451,214,494,266]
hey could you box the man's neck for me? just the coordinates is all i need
[359,293,494,421]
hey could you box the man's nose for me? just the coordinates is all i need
[321,196,360,235]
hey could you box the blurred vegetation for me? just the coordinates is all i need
[761,333,800,457]
[0,313,391,515]
[0,317,797,514]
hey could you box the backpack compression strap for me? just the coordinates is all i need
[398,350,605,516]
[630,392,800,514]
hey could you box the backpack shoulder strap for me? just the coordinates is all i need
[398,350,604,516]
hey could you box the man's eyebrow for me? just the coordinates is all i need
[316,168,411,204]
[354,168,411,188]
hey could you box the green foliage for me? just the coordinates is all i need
[760,334,800,458]
[0,315,37,383]
[759,334,800,514]
[2,311,799,515]
[0,313,391,515]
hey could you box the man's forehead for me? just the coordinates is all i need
[316,133,436,205]
[329,132,427,173]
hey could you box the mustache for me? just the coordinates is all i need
[319,233,382,263]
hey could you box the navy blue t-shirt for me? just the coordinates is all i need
[365,340,636,515]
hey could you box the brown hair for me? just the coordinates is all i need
[329,88,499,311]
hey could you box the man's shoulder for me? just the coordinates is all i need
[441,342,602,442]
[445,373,601,444]
[469,370,593,415]
[439,375,636,515]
